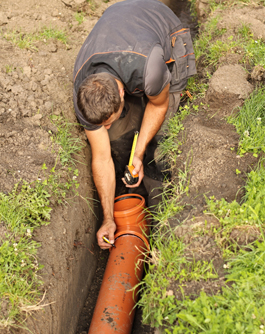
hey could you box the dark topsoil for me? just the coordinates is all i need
[0,0,265,333]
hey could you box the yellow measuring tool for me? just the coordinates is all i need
[124,131,139,185]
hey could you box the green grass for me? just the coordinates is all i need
[186,75,210,98]
[206,159,265,244]
[190,0,265,21]
[162,240,265,334]
[3,27,68,51]
[5,65,14,73]
[0,182,50,329]
[237,25,265,67]
[194,16,265,69]
[194,16,228,63]
[86,0,97,11]
[157,104,190,164]
[38,27,67,44]
[228,87,265,157]
[3,31,39,51]
[40,115,85,204]
[137,234,218,328]
[50,115,84,167]
[74,12,85,25]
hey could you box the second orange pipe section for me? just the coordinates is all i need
[88,194,150,334]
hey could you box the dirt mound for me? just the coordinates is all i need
[180,112,255,200]
[206,64,254,111]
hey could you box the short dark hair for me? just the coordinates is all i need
[77,73,121,125]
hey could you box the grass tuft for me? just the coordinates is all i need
[74,12,85,25]
[3,27,68,51]
[228,87,265,157]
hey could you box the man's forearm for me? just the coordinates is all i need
[135,100,167,160]
[92,157,116,221]
[134,84,170,160]
[85,127,117,248]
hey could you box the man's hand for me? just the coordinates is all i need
[97,218,116,250]
[122,155,144,188]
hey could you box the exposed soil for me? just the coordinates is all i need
[1,0,265,333]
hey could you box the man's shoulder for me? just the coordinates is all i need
[144,45,171,97]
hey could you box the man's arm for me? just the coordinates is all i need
[85,127,116,249]
[125,83,170,188]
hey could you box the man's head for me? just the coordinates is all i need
[77,72,124,127]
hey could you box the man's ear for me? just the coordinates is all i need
[119,88,125,99]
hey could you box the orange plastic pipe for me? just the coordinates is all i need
[88,194,149,334]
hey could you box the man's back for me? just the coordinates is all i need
[73,0,182,95]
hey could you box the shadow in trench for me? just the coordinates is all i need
[162,0,198,39]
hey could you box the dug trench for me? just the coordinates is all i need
[0,0,264,333]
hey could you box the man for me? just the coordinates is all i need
[73,0,196,249]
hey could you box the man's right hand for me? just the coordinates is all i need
[96,218,117,250]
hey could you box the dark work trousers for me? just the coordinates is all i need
[108,92,180,208]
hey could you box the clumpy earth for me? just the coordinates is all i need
[0,0,265,333]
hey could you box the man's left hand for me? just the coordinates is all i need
[122,155,144,188]
[97,218,117,250]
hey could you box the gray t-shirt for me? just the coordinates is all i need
[73,44,171,131]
